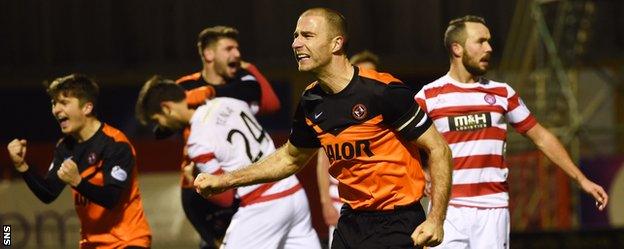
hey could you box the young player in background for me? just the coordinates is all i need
[7,74,152,249]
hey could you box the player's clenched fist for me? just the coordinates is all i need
[57,158,82,187]
[412,219,444,247]
[7,139,29,172]
[194,173,229,198]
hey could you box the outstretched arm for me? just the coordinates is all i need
[410,125,453,247]
[525,123,608,210]
[195,141,318,197]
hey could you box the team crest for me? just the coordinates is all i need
[484,94,496,105]
[87,152,98,164]
[352,104,368,120]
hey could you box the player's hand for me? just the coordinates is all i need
[182,161,195,183]
[579,178,609,211]
[7,139,28,172]
[57,158,82,187]
[240,61,250,69]
[321,202,340,226]
[411,218,444,247]
[194,172,229,198]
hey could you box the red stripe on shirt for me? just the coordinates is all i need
[452,155,505,170]
[508,93,521,111]
[511,115,537,134]
[442,127,507,144]
[430,105,506,119]
[424,83,508,99]
[451,181,508,198]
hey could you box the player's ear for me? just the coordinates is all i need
[202,48,215,62]
[160,102,172,115]
[82,102,94,115]
[331,36,345,53]
[451,42,463,58]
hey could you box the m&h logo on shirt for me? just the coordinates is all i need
[449,112,492,131]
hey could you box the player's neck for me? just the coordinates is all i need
[181,107,195,125]
[73,118,101,143]
[201,65,226,86]
[449,62,479,83]
[316,57,354,94]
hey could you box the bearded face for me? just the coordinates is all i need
[460,22,493,77]
[462,48,490,76]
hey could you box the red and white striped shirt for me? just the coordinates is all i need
[187,97,300,202]
[415,74,537,208]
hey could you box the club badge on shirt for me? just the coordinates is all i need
[352,104,368,120]
[87,152,98,165]
[484,94,496,105]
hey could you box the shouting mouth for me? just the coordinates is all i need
[57,116,69,128]
[295,53,310,62]
[227,61,240,69]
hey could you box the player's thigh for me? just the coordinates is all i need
[472,208,509,249]
[283,190,321,249]
[221,200,291,249]
[430,206,470,249]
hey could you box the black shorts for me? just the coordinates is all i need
[181,188,238,248]
[331,203,426,249]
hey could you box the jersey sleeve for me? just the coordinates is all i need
[22,143,67,204]
[245,63,281,114]
[186,86,216,108]
[381,83,432,141]
[102,142,135,188]
[288,100,321,148]
[187,131,223,174]
[414,88,428,112]
[505,86,537,134]
[215,71,262,104]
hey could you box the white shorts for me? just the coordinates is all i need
[432,205,509,249]
[220,189,321,249]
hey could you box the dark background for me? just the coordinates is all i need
[1,1,623,247]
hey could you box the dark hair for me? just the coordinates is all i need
[350,50,380,67]
[135,75,186,125]
[301,8,348,47]
[197,26,239,52]
[444,15,486,55]
[46,74,99,112]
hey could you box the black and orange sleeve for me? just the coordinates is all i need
[288,100,321,148]
[381,83,432,141]
[21,146,66,204]
[74,180,122,209]
[102,142,135,188]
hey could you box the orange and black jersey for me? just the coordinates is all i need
[289,67,432,211]
[177,69,261,109]
[22,123,151,248]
